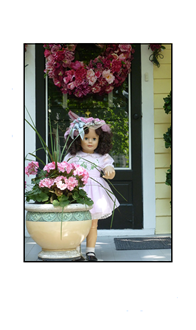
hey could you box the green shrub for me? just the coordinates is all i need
[163,91,171,188]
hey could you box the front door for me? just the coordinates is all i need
[35,44,143,229]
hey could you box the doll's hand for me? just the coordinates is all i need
[103,166,115,180]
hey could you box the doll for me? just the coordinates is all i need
[64,111,120,261]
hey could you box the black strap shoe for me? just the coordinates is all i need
[86,252,98,261]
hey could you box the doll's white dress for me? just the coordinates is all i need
[64,151,120,220]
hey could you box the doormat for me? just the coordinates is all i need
[114,237,171,250]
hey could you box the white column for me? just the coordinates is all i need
[25,45,36,237]
[141,44,156,232]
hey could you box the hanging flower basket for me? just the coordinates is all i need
[148,44,165,67]
[43,44,134,98]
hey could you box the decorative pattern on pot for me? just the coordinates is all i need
[26,211,91,222]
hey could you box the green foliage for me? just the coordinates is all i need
[163,91,171,115]
[163,92,171,188]
[165,165,171,186]
[163,126,171,149]
[25,186,49,203]
[53,195,69,208]
[51,188,93,208]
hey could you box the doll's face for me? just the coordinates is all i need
[80,128,99,154]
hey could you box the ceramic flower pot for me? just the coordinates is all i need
[25,203,92,261]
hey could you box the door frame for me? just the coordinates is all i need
[25,44,156,236]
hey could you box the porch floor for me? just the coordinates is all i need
[25,234,171,262]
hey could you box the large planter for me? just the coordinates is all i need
[25,203,92,261]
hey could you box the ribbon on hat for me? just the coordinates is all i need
[64,111,111,140]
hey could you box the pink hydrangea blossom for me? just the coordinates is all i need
[54,176,65,182]
[81,174,89,185]
[43,162,56,173]
[73,165,86,176]
[54,176,68,190]
[73,165,89,184]
[57,163,66,172]
[39,178,55,188]
[56,180,67,190]
[67,177,78,191]
[67,163,75,174]
[57,161,73,174]
[25,161,39,177]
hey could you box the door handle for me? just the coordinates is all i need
[133,113,141,120]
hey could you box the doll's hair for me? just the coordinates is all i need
[65,127,113,155]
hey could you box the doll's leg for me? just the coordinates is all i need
[86,219,98,261]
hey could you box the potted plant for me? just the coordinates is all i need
[25,109,93,261]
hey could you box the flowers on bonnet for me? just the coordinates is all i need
[64,114,111,141]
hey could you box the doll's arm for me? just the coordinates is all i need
[103,166,115,180]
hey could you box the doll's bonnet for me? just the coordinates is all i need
[64,111,111,140]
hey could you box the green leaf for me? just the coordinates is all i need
[36,192,49,202]
[53,200,60,207]
[72,192,79,200]
[49,114,54,158]
[84,198,94,206]
[79,189,86,197]
[59,195,68,202]
[59,200,70,208]
[28,153,46,166]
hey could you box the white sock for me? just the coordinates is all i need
[86,247,95,255]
